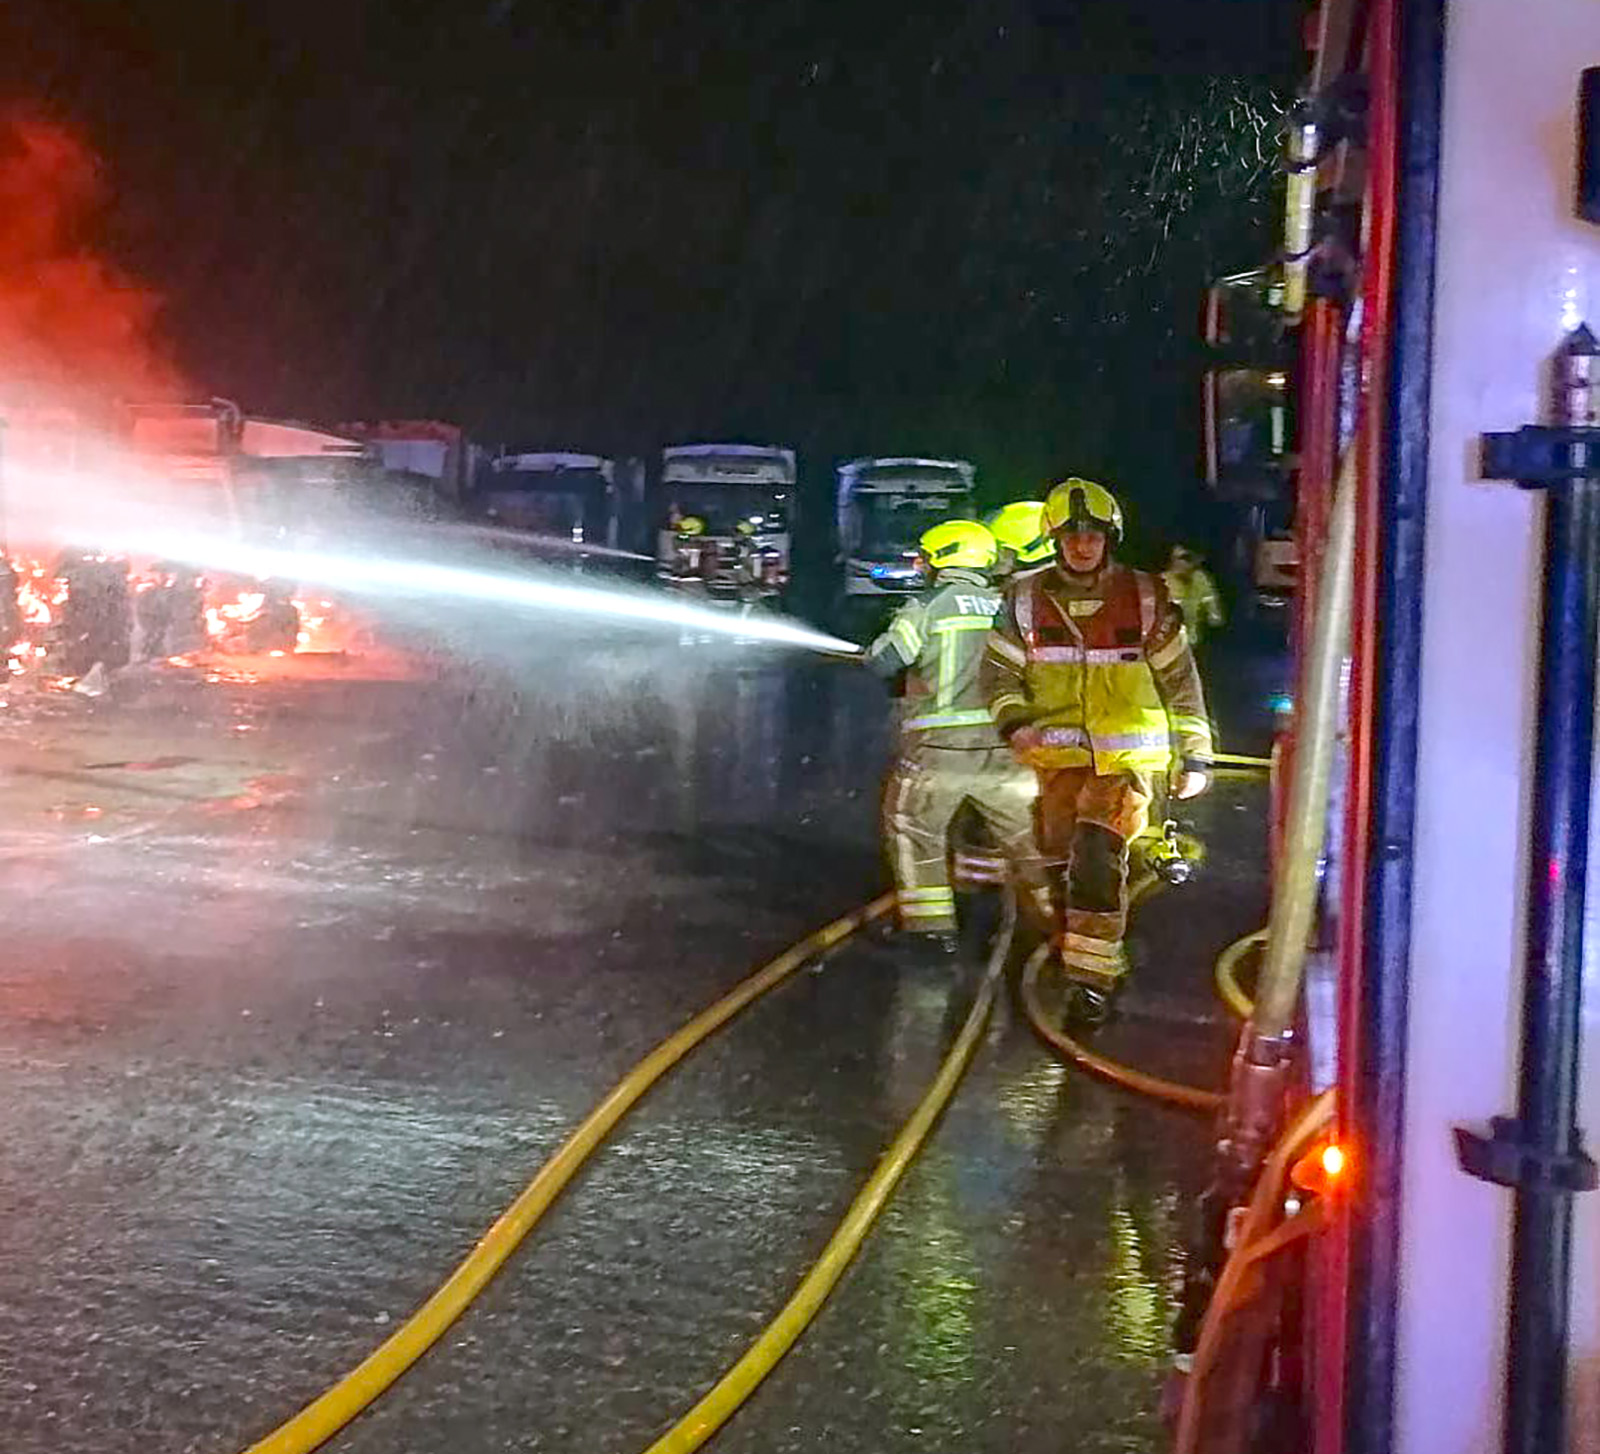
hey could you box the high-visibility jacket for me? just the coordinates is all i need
[982,562,1214,774]
[1162,565,1225,645]
[865,568,1004,750]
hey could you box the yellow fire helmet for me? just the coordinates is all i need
[918,518,998,572]
[1043,477,1124,547]
[674,515,706,536]
[985,500,1053,565]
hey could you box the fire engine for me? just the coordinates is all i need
[1174,4,1598,1454]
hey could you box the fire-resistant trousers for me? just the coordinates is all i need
[1035,766,1155,985]
[883,742,1047,934]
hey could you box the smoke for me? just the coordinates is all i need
[0,111,183,412]
[0,114,860,665]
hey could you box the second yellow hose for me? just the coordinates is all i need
[638,894,1017,1454]
[240,893,894,1454]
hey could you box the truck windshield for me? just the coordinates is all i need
[484,471,611,538]
[856,494,966,557]
[667,484,789,536]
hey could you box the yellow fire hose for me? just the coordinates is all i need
[1019,943,1225,1114]
[1213,929,1266,1020]
[638,892,1018,1454]
[239,893,894,1454]
[1210,752,1273,770]
[1174,1089,1336,1454]
[1013,864,1228,1114]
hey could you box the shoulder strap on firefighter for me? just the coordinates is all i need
[1015,574,1038,646]
[1134,569,1157,639]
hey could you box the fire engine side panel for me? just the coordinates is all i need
[1399,4,1598,1452]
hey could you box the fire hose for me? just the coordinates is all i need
[637,890,1017,1454]
[1173,1091,1337,1454]
[1016,864,1227,1115]
[1213,929,1266,1021]
[236,894,893,1454]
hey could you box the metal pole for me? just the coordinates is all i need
[1508,329,1600,1454]
[1459,323,1600,1454]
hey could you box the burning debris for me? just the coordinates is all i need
[0,548,367,695]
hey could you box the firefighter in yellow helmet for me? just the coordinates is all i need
[982,478,1214,1020]
[865,519,1050,948]
[985,500,1053,578]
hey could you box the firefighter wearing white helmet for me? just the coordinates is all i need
[985,500,1054,577]
[981,478,1214,1019]
[865,519,1050,946]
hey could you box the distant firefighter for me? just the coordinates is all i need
[1163,545,1226,647]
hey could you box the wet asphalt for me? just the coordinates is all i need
[0,629,1279,1454]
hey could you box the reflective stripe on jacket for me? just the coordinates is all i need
[864,568,1004,749]
[982,563,1214,773]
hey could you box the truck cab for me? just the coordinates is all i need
[835,456,976,633]
[1201,269,1297,630]
[655,443,795,603]
[481,451,619,556]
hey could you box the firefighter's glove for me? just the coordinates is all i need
[1006,723,1044,764]
[1170,767,1211,801]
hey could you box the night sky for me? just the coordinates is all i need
[1,0,1298,549]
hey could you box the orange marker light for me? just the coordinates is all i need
[1290,1139,1351,1197]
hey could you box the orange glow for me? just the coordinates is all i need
[16,564,66,626]
[289,597,354,654]
[0,111,182,411]
[205,589,266,640]
[1290,1137,1352,1197]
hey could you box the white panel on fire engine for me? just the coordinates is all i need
[661,443,796,487]
[374,438,451,480]
[129,413,223,457]
[496,452,615,482]
[238,418,368,460]
[840,457,976,494]
[1400,4,1597,1454]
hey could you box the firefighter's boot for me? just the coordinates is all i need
[1060,941,1129,1028]
[1066,977,1120,1030]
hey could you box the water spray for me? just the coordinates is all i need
[154,532,860,656]
[437,521,656,565]
[3,456,861,660]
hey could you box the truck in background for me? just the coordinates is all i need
[1200,267,1297,631]
[478,450,620,556]
[0,400,381,668]
[126,401,375,654]
[340,419,476,515]
[834,455,976,632]
[654,443,795,605]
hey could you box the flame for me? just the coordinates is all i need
[205,590,266,640]
[16,564,64,626]
[289,598,348,653]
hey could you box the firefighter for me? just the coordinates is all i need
[666,515,708,592]
[983,479,1214,1021]
[985,500,1053,579]
[1162,545,1225,648]
[950,499,1053,889]
[865,519,1047,949]
[732,518,775,606]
